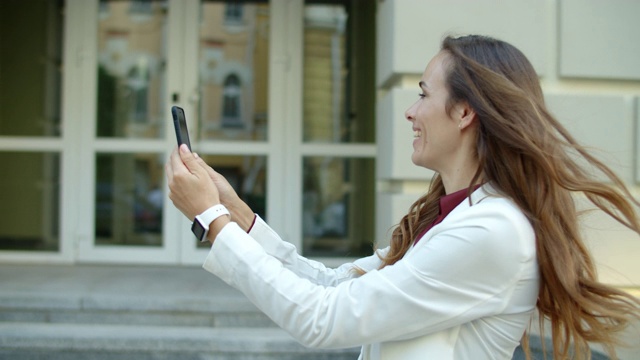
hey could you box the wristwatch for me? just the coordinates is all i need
[191,204,230,242]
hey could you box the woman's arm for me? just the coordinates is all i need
[247,215,385,286]
[203,201,538,349]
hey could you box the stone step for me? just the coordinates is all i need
[0,291,274,328]
[0,264,276,328]
[0,322,361,360]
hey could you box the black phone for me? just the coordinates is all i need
[171,106,191,151]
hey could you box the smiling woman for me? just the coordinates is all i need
[385,35,640,359]
[165,34,640,360]
[166,35,640,359]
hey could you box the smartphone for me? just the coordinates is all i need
[171,106,191,151]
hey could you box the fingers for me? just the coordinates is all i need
[193,153,207,168]
[169,145,188,175]
[166,146,208,186]
[177,144,206,178]
[165,146,179,177]
[194,154,217,179]
[164,146,221,220]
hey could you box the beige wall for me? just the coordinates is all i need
[375,0,640,290]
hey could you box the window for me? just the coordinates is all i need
[222,73,243,128]
[224,3,243,24]
[130,0,153,15]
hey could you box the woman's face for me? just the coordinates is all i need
[405,52,461,172]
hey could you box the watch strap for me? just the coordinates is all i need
[193,204,230,242]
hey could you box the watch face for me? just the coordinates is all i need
[191,220,206,240]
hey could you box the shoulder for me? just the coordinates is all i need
[424,189,536,261]
[470,194,531,229]
[460,184,533,233]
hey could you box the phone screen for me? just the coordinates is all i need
[171,106,191,151]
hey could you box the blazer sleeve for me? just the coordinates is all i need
[203,199,538,349]
[247,215,385,286]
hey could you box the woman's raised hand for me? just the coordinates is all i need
[165,145,220,221]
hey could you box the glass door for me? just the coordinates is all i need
[75,0,187,263]
[75,0,279,265]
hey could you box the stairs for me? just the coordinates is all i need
[1,264,634,359]
[0,264,360,360]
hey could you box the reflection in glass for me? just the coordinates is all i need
[0,0,64,137]
[198,1,270,141]
[198,154,267,247]
[0,152,60,251]
[303,157,374,257]
[96,0,167,138]
[303,1,375,143]
[95,153,164,246]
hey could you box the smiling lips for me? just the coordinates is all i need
[414,130,422,138]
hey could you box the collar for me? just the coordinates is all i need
[440,187,471,216]
[440,184,483,215]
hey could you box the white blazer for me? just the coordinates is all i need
[203,184,539,359]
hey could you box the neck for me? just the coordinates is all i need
[438,123,482,194]
[438,142,481,194]
[440,165,481,195]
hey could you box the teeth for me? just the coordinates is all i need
[414,130,422,138]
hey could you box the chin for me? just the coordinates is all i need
[411,155,427,169]
[411,155,435,171]
[410,154,420,166]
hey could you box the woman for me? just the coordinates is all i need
[166,35,640,359]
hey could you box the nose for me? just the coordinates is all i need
[405,102,417,122]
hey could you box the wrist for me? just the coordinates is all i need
[206,215,230,244]
[226,200,255,232]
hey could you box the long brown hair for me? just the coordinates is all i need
[381,35,640,359]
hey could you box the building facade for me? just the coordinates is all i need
[1,0,639,291]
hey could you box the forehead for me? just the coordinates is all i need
[421,51,450,86]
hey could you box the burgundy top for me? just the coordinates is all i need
[414,186,480,245]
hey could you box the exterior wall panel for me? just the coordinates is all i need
[377,0,547,86]
[545,94,634,183]
[559,0,640,80]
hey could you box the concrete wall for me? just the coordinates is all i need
[375,0,640,290]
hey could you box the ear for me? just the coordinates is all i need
[455,102,477,130]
